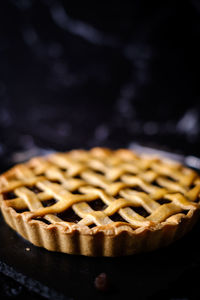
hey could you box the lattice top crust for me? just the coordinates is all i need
[0,148,200,234]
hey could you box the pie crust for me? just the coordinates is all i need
[0,148,200,256]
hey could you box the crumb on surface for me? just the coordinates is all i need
[94,272,110,292]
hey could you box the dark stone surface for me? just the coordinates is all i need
[1,211,200,300]
[0,1,200,299]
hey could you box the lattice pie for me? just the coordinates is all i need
[0,148,200,256]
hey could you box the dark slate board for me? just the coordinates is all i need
[1,208,200,300]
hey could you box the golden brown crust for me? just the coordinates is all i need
[0,147,200,256]
[1,201,199,256]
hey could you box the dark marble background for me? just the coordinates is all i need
[0,0,200,299]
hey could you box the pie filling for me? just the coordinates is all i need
[57,208,81,223]
[1,148,199,239]
[3,191,129,224]
[2,182,191,226]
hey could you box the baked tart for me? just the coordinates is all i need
[0,148,200,256]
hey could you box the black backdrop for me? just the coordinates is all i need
[0,0,200,299]
[1,0,200,168]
